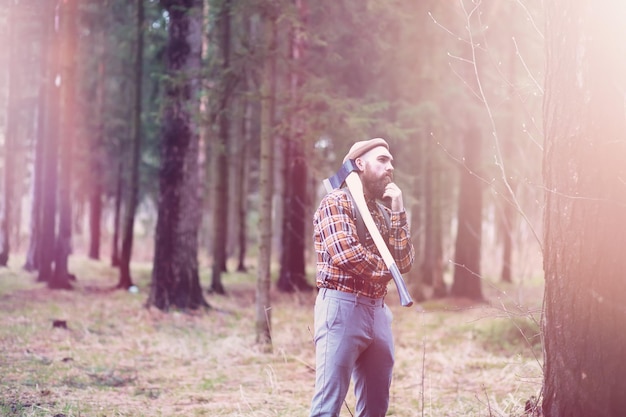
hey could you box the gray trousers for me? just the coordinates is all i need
[309,288,394,417]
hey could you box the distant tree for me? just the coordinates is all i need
[147,0,208,311]
[256,7,277,350]
[24,4,47,273]
[38,0,61,285]
[233,11,260,274]
[209,0,234,295]
[87,32,106,261]
[49,0,78,289]
[118,0,144,290]
[277,0,312,293]
[542,1,626,415]
[234,108,251,273]
[450,123,483,301]
[497,173,516,284]
[421,147,447,298]
[0,2,19,267]
[110,169,123,267]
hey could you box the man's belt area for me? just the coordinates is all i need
[320,288,385,307]
[320,275,388,300]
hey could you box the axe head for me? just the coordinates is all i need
[322,159,360,193]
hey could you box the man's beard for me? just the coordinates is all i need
[362,170,392,200]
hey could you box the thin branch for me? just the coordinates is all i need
[461,0,543,251]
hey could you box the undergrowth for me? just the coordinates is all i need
[0,255,543,416]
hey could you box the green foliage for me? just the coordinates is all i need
[74,0,166,205]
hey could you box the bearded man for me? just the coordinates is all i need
[310,138,415,417]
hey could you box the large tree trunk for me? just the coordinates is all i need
[256,11,277,350]
[277,0,312,293]
[209,0,232,294]
[147,0,207,311]
[50,0,77,289]
[118,0,144,290]
[542,1,626,415]
[450,123,483,300]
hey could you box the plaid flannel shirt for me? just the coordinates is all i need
[313,188,415,299]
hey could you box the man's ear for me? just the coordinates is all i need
[355,157,365,171]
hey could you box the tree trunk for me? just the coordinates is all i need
[542,1,626,415]
[498,38,518,284]
[88,182,102,260]
[498,180,516,283]
[24,6,47,272]
[118,0,144,290]
[278,140,310,292]
[110,161,123,267]
[256,11,277,350]
[38,0,61,285]
[421,142,446,298]
[209,0,232,294]
[88,47,107,261]
[277,0,312,293]
[450,123,483,300]
[0,2,19,267]
[50,0,77,290]
[235,92,252,273]
[147,0,208,311]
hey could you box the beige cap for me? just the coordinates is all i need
[342,138,389,163]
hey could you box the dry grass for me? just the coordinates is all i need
[0,255,543,416]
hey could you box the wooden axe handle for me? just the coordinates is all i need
[344,172,414,307]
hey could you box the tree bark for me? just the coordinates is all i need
[542,1,626,415]
[148,0,208,311]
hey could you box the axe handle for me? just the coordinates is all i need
[344,172,414,307]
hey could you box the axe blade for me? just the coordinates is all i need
[323,159,359,193]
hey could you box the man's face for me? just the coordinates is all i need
[357,146,394,200]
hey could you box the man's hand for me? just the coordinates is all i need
[383,182,404,211]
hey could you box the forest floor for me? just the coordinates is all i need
[0,255,544,417]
